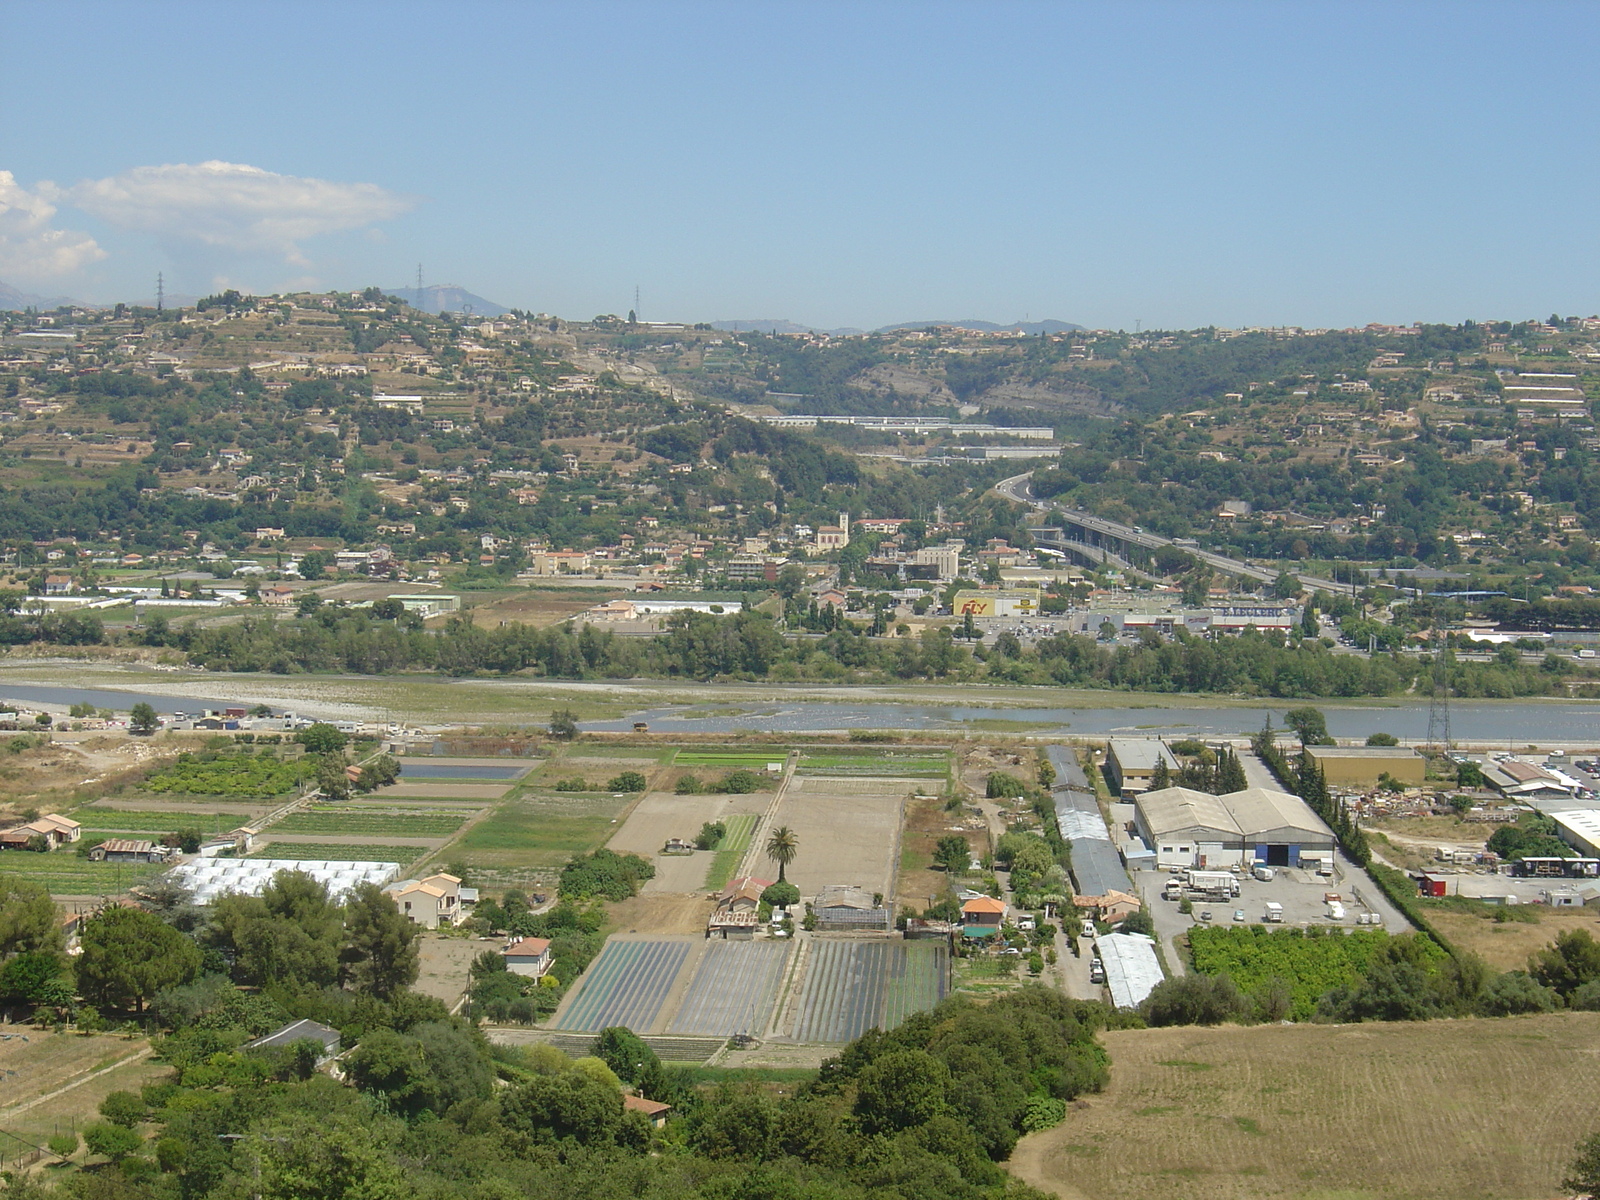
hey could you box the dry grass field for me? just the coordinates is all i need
[1426,905,1600,971]
[0,1032,168,1148]
[1009,1013,1600,1200]
[606,791,764,859]
[896,792,981,911]
[462,587,623,629]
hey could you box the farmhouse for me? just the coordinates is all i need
[502,936,553,978]
[814,884,892,932]
[961,895,1008,937]
[0,813,81,850]
[1304,745,1426,787]
[623,1095,673,1129]
[244,1019,342,1062]
[1073,889,1142,923]
[383,872,464,928]
[1105,739,1177,798]
[708,876,773,939]
[87,838,166,863]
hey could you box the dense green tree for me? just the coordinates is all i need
[77,905,200,1011]
[342,883,420,999]
[1529,929,1600,999]
[0,875,65,956]
[933,835,971,875]
[128,702,159,736]
[296,723,348,754]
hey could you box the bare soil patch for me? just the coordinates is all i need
[609,891,715,936]
[414,934,481,1008]
[1010,1013,1600,1200]
[767,777,907,901]
[464,588,622,629]
[606,791,762,859]
[381,783,512,800]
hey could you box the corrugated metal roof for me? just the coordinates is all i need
[1220,787,1335,842]
[1056,786,1133,898]
[1136,786,1242,838]
[1097,932,1163,1009]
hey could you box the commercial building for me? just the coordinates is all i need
[1105,739,1176,797]
[1552,810,1600,858]
[1095,932,1163,1009]
[1134,785,1335,869]
[1304,745,1426,788]
[951,589,1043,618]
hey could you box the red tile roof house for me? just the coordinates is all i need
[501,937,552,978]
[624,1095,672,1128]
[960,896,1008,939]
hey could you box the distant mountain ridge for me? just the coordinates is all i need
[713,317,1083,336]
[0,280,82,311]
[385,284,509,318]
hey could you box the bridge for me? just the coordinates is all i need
[996,473,1346,593]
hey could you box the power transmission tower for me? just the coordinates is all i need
[416,264,424,310]
[1426,629,1452,753]
[156,272,164,313]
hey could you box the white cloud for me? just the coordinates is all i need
[67,161,413,266]
[0,171,106,280]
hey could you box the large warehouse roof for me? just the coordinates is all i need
[1137,786,1242,838]
[1097,932,1163,1009]
[1221,786,1334,842]
[1107,738,1175,771]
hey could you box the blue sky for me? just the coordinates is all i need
[2,0,1597,329]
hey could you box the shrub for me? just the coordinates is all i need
[1141,973,1251,1027]
[761,881,800,908]
[694,820,726,850]
[48,1133,78,1159]
[719,769,763,794]
[558,849,655,901]
[986,772,1028,799]
[100,1090,145,1128]
[84,1123,142,1162]
[675,773,703,795]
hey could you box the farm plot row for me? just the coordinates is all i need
[75,808,244,834]
[704,813,758,891]
[668,940,792,1037]
[0,853,164,894]
[555,938,693,1033]
[791,940,947,1043]
[796,753,947,777]
[247,842,429,863]
[673,751,786,770]
[273,809,474,838]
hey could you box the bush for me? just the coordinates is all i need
[553,777,590,792]
[100,1090,146,1128]
[986,772,1028,799]
[558,849,655,901]
[48,1133,78,1159]
[694,820,726,850]
[1021,1094,1067,1132]
[719,769,763,794]
[606,771,648,792]
[761,881,800,908]
[1141,973,1251,1026]
[84,1123,143,1161]
[675,773,703,795]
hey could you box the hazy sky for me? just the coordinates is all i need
[3,0,1597,329]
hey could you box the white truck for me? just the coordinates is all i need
[1263,901,1284,923]
[1186,870,1241,898]
[1253,864,1275,882]
[1327,901,1346,921]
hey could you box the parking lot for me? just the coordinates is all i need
[1136,850,1412,972]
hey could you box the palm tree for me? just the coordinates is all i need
[765,826,798,884]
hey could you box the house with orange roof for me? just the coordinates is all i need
[960,895,1008,937]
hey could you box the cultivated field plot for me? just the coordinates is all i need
[554,937,694,1033]
[768,776,906,897]
[1009,1013,1600,1200]
[452,789,634,888]
[668,940,793,1036]
[704,812,757,891]
[0,853,163,896]
[247,841,428,863]
[273,808,474,838]
[790,940,948,1043]
[795,750,948,778]
[379,783,510,801]
[0,1031,163,1142]
[674,750,787,772]
[74,807,245,834]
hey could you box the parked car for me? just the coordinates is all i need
[1199,910,1213,922]
[1089,958,1105,984]
[1233,908,1246,922]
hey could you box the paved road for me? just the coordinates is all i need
[994,472,1345,594]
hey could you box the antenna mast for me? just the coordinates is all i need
[156,272,164,314]
[416,264,423,311]
[1426,628,1452,754]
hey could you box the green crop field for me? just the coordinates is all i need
[703,813,758,890]
[451,790,634,886]
[0,853,164,895]
[74,808,245,834]
[248,842,426,864]
[674,751,786,770]
[272,809,472,838]
[796,751,947,777]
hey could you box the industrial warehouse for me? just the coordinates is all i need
[1133,784,1337,870]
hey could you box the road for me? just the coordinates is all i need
[994,472,1346,594]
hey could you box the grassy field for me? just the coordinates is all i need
[0,852,164,895]
[1422,903,1599,971]
[272,808,472,838]
[0,1031,167,1150]
[1009,1013,1600,1200]
[449,788,634,889]
[704,813,759,891]
[248,842,427,864]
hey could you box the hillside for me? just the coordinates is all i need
[1011,1012,1600,1200]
